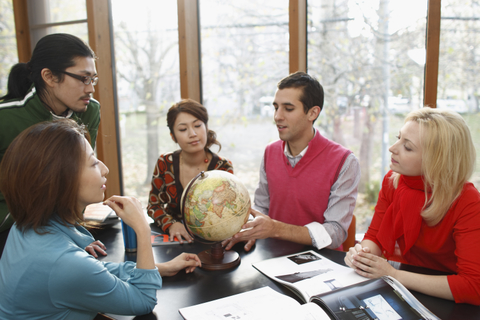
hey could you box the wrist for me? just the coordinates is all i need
[155,263,164,275]
[134,224,151,237]
[389,265,400,279]
[271,219,282,238]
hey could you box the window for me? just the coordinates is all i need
[199,0,289,197]
[439,0,480,190]
[307,0,428,232]
[112,0,181,204]
[0,0,17,95]
[27,0,88,45]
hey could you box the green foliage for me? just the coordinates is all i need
[365,180,380,205]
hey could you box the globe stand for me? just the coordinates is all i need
[198,242,240,271]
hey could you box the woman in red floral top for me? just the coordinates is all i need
[147,99,234,243]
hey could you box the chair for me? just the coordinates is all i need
[342,215,356,252]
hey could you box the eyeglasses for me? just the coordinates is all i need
[60,71,99,86]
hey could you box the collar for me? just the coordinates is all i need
[283,128,317,160]
[45,218,94,249]
[401,174,431,193]
[50,109,74,119]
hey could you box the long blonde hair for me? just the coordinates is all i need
[392,107,476,225]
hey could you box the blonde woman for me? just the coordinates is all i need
[345,107,480,305]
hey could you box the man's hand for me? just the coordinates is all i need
[85,240,107,258]
[222,208,276,251]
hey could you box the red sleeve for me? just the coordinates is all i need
[146,154,175,232]
[446,184,480,305]
[363,171,396,250]
[215,155,234,174]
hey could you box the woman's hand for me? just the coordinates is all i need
[345,243,367,268]
[104,196,149,233]
[85,240,107,258]
[105,196,155,270]
[169,222,193,243]
[345,243,396,279]
[156,253,202,276]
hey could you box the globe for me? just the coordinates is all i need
[181,170,251,243]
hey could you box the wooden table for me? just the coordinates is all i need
[92,222,480,320]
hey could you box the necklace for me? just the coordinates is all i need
[180,151,209,170]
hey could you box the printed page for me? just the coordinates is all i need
[310,277,440,320]
[179,286,330,320]
[382,276,440,320]
[252,250,367,302]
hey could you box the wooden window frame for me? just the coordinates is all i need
[12,0,123,198]
[11,0,441,196]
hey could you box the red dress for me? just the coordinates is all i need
[147,150,234,232]
[365,171,480,305]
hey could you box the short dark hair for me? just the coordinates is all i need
[0,33,96,102]
[0,119,90,233]
[167,99,221,151]
[277,71,324,114]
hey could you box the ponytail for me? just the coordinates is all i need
[206,129,221,152]
[0,63,33,101]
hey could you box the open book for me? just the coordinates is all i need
[179,277,439,320]
[252,250,367,302]
[180,250,440,320]
[310,276,440,320]
[179,286,331,320]
[252,250,439,320]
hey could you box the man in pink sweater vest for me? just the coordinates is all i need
[223,72,360,252]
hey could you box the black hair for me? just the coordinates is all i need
[0,33,95,102]
[277,71,324,114]
[167,99,221,151]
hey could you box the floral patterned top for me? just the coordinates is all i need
[147,149,234,232]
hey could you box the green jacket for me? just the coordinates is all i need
[0,87,101,233]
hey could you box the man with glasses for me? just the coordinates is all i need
[0,33,101,258]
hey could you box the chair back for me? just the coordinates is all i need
[342,215,356,251]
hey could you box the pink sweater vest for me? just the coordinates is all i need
[265,131,351,226]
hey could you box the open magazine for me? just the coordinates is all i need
[252,250,440,320]
[310,276,440,320]
[179,251,440,320]
[179,277,439,320]
[252,250,367,302]
[179,286,331,320]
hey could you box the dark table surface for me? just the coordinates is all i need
[91,222,480,320]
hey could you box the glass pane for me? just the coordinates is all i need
[0,0,17,96]
[308,0,428,233]
[200,0,289,198]
[112,0,181,204]
[27,0,87,25]
[439,1,480,191]
[31,24,89,45]
[26,0,88,47]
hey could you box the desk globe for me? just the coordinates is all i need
[181,170,251,270]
